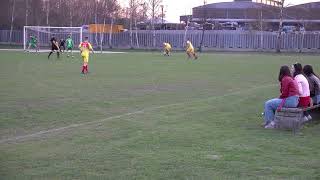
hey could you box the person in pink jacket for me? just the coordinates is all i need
[292,63,311,121]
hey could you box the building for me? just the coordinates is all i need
[253,0,281,7]
[180,0,320,31]
[236,0,282,7]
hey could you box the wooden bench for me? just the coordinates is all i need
[274,104,320,134]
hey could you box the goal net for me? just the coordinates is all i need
[23,26,83,51]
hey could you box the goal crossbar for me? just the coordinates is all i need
[24,26,83,29]
[23,26,83,51]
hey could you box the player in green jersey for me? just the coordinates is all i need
[26,34,39,53]
[66,35,74,58]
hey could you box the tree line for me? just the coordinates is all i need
[1,0,164,30]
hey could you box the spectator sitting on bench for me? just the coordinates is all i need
[303,65,320,105]
[263,66,299,129]
[292,63,312,121]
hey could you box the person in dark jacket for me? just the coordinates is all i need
[303,65,320,105]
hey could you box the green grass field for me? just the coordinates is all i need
[1,51,320,179]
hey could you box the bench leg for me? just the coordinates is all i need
[274,111,303,134]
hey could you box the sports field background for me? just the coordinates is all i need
[1,51,320,179]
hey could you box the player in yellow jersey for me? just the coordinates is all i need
[186,39,198,60]
[163,42,172,56]
[79,37,94,74]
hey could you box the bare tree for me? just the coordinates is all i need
[128,0,141,48]
[134,14,139,48]
[141,2,148,22]
[69,0,74,27]
[276,0,285,53]
[259,1,263,50]
[45,0,49,25]
[109,14,114,48]
[29,0,43,26]
[183,16,191,47]
[25,0,29,26]
[9,0,16,44]
[135,2,150,48]
[94,0,100,46]
[128,0,135,48]
[100,0,108,53]
[2,0,123,29]
[108,3,115,49]
[147,0,162,48]
[107,0,120,49]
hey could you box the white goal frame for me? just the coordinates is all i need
[23,26,83,51]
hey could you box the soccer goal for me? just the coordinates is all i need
[23,26,83,51]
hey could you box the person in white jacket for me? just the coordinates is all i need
[292,63,311,121]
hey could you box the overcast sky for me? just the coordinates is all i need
[120,0,319,22]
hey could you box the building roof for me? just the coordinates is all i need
[183,1,320,23]
[194,1,274,9]
[287,2,320,9]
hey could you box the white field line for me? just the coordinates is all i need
[0,49,126,54]
[0,83,277,144]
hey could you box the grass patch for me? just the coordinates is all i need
[1,51,320,179]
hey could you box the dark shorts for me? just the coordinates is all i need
[67,47,73,50]
[51,46,59,51]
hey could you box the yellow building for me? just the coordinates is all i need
[89,24,124,33]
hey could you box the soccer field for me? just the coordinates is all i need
[1,51,320,179]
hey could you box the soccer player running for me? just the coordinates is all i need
[26,34,39,53]
[48,35,60,59]
[79,37,94,74]
[59,38,66,53]
[163,42,172,56]
[186,39,198,60]
[66,35,74,58]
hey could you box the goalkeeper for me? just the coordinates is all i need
[66,35,74,58]
[26,35,39,53]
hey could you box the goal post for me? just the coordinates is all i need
[23,26,83,51]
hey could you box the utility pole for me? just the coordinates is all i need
[46,0,50,26]
[161,5,164,25]
[142,2,147,21]
[199,0,207,52]
[260,0,263,50]
[25,0,28,26]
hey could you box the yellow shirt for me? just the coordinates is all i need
[164,43,171,49]
[79,41,93,56]
[186,41,194,49]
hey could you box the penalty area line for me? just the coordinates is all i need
[0,83,276,144]
[0,49,127,54]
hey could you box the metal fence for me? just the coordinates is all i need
[0,30,24,45]
[1,30,320,52]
